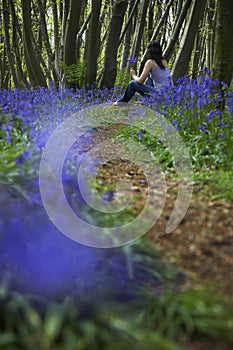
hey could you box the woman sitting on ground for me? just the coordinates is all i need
[114,41,173,105]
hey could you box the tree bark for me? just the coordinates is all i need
[0,7,8,88]
[149,0,174,43]
[9,0,28,87]
[171,0,207,83]
[212,0,233,86]
[100,0,128,88]
[76,10,92,60]
[52,0,60,76]
[191,29,202,78]
[163,0,192,61]
[37,0,60,84]
[120,0,136,69]
[63,0,83,65]
[118,0,140,46]
[86,0,102,85]
[206,0,216,71]
[130,0,149,61]
[2,0,21,87]
[147,0,155,42]
[21,0,47,87]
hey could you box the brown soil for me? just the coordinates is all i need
[90,124,233,296]
[149,183,233,296]
[81,120,233,349]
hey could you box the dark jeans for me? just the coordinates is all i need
[117,77,154,103]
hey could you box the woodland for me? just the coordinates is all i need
[1,0,233,88]
[1,1,233,349]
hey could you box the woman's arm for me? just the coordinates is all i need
[130,60,154,84]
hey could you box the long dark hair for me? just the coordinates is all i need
[146,41,166,70]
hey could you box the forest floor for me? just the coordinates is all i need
[92,123,233,296]
[91,121,233,350]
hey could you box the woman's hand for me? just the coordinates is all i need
[130,68,136,77]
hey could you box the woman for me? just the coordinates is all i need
[114,41,172,105]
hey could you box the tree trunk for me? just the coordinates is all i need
[100,0,128,88]
[76,10,92,60]
[147,0,155,42]
[212,0,233,86]
[9,0,28,87]
[163,0,192,61]
[139,0,174,74]
[0,7,8,88]
[37,0,60,84]
[129,0,149,61]
[63,0,83,65]
[118,0,140,47]
[52,0,60,77]
[120,0,136,69]
[61,0,70,60]
[206,0,216,70]
[86,0,102,85]
[171,0,207,83]
[149,0,174,43]
[2,0,21,87]
[21,0,47,87]
[191,29,202,78]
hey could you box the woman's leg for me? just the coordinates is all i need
[116,80,153,103]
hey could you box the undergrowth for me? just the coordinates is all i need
[1,75,233,349]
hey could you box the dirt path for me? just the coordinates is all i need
[90,123,233,296]
[148,182,233,295]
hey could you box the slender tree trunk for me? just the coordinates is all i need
[149,0,174,43]
[163,0,192,61]
[147,1,155,42]
[61,0,69,60]
[37,0,60,84]
[139,0,174,74]
[212,0,233,86]
[0,7,8,88]
[191,30,202,78]
[52,0,60,77]
[9,0,28,87]
[21,0,47,86]
[206,0,216,70]
[76,10,92,60]
[100,0,128,88]
[2,0,21,87]
[120,0,136,69]
[63,0,83,65]
[118,0,140,47]
[76,0,88,59]
[172,0,207,83]
[130,0,149,61]
[86,0,102,85]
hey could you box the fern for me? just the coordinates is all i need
[61,59,87,87]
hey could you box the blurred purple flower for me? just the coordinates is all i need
[127,56,138,66]
[16,150,31,165]
[136,130,143,139]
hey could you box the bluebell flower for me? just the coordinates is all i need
[198,124,207,134]
[220,132,225,139]
[16,150,31,165]
[136,130,143,139]
[127,56,138,67]
[203,66,211,76]
[165,125,171,132]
